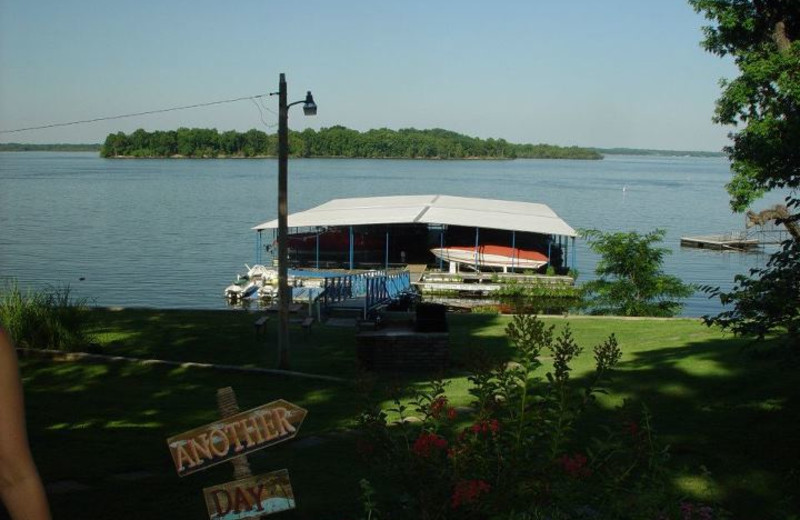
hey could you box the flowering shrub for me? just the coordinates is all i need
[355,314,717,519]
[412,433,448,458]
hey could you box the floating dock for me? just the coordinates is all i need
[680,233,760,251]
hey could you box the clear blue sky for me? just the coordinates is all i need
[0,0,737,150]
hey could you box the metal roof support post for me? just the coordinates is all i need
[547,237,552,267]
[315,230,320,269]
[385,230,389,271]
[511,230,516,272]
[474,227,480,272]
[256,230,262,265]
[563,237,568,271]
[439,228,444,272]
[571,237,576,271]
[349,226,354,270]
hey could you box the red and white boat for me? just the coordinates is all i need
[430,245,548,271]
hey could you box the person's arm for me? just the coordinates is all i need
[0,328,51,520]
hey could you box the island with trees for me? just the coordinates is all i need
[99,127,602,160]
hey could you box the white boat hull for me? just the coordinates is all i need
[431,246,548,270]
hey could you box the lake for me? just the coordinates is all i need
[0,152,788,316]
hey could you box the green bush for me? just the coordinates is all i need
[496,282,583,314]
[580,229,693,317]
[355,315,720,519]
[0,280,92,351]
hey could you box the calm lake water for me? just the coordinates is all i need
[0,152,788,316]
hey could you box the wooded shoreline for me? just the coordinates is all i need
[99,126,604,160]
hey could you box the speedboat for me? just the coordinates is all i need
[430,245,548,271]
[224,264,278,301]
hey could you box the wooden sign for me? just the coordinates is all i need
[167,399,307,477]
[203,469,295,519]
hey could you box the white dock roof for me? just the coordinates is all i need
[253,195,577,237]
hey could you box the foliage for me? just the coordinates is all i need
[690,1,800,342]
[17,309,797,518]
[689,0,800,212]
[0,143,101,152]
[99,126,603,160]
[702,210,800,346]
[354,314,710,519]
[580,229,693,317]
[0,280,92,351]
[495,280,584,315]
[594,147,724,158]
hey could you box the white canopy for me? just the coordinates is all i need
[252,195,577,237]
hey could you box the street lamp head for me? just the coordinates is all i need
[302,91,317,116]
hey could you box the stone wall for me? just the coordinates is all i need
[356,329,449,371]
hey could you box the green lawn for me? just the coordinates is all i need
[18,309,800,519]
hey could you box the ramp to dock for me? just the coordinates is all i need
[680,233,760,251]
[406,264,427,283]
[321,270,412,319]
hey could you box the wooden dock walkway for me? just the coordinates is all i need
[680,233,760,251]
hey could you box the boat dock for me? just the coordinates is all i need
[680,233,760,251]
[415,271,574,297]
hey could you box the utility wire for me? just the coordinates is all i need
[251,98,278,129]
[0,93,271,134]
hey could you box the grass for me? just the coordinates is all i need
[17,309,800,519]
[0,281,92,351]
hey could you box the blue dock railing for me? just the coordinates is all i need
[321,270,411,318]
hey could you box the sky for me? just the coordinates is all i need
[0,0,739,151]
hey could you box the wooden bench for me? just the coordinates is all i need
[254,316,269,337]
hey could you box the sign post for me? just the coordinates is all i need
[203,469,295,519]
[166,389,307,518]
[167,398,306,477]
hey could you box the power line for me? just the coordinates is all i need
[0,93,271,134]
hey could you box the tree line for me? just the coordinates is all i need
[0,143,101,152]
[100,126,602,160]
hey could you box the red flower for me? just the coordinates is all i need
[451,479,491,509]
[468,419,500,436]
[623,420,640,438]
[430,396,448,419]
[412,433,448,457]
[447,407,458,421]
[558,453,592,478]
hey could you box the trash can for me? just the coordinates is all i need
[415,303,448,332]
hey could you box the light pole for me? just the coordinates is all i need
[273,73,316,370]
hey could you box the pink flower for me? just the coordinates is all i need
[623,420,640,438]
[558,453,592,478]
[430,396,448,419]
[412,433,448,457]
[468,419,501,436]
[451,479,491,509]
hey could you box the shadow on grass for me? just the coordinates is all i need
[575,334,800,519]
[358,315,800,519]
[89,308,359,378]
[40,309,800,518]
[20,357,365,519]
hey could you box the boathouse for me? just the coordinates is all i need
[252,195,577,273]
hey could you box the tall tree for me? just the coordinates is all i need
[689,0,799,211]
[690,0,800,343]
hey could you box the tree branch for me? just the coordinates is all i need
[773,20,791,53]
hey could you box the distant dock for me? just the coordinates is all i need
[680,233,760,251]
